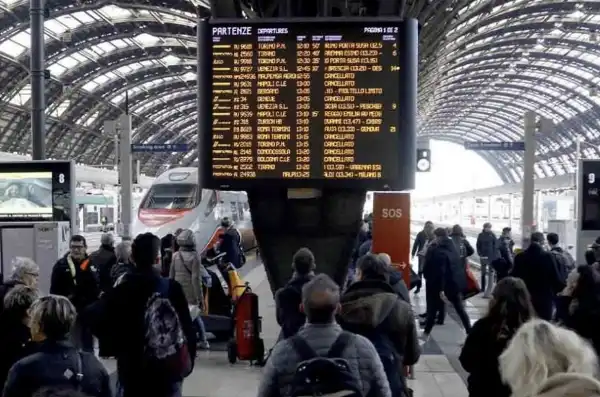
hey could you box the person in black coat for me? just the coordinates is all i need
[422,228,472,338]
[412,221,434,259]
[510,232,564,321]
[50,235,100,353]
[85,233,196,397]
[275,247,316,339]
[0,285,38,389]
[2,295,111,397]
[555,265,600,357]
[89,233,117,294]
[459,277,535,397]
[476,223,499,293]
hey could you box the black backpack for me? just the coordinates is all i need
[277,285,306,339]
[289,332,363,397]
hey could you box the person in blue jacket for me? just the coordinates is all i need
[217,217,243,269]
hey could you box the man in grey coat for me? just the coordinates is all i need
[258,274,391,397]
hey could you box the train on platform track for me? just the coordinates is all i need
[131,167,256,253]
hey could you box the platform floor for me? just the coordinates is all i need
[98,250,488,397]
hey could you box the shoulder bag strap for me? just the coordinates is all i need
[175,251,193,276]
[327,331,352,358]
[290,335,317,362]
[74,351,84,391]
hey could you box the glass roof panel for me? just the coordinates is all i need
[7,84,31,106]
[0,5,192,62]
[48,100,71,118]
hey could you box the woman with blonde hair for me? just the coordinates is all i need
[500,319,600,397]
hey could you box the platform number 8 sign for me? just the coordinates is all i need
[58,173,65,184]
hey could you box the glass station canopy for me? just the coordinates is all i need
[0,0,598,179]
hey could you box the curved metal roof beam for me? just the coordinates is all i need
[143,117,198,169]
[44,23,195,63]
[441,3,600,61]
[432,107,523,135]
[423,94,582,165]
[440,41,600,90]
[425,82,576,134]
[138,100,197,135]
[88,82,194,136]
[0,2,197,39]
[419,130,524,182]
[89,90,197,164]
[428,106,523,137]
[434,79,589,132]
[58,69,195,130]
[81,74,195,136]
[60,63,194,128]
[435,53,600,111]
[44,50,196,114]
[422,97,559,163]
[431,81,592,146]
[425,80,594,151]
[418,133,516,183]
[59,69,196,126]
[66,80,196,160]
[431,57,600,112]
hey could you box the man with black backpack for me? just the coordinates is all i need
[275,247,316,340]
[339,254,420,397]
[86,233,196,397]
[258,274,391,397]
[547,232,576,282]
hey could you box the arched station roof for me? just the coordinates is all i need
[0,0,598,178]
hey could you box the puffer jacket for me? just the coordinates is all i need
[257,323,391,397]
[339,280,420,371]
[170,250,203,306]
[535,373,600,397]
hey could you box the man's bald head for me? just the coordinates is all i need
[378,253,392,266]
[301,274,340,324]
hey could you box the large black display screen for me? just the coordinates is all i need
[581,160,600,231]
[0,161,73,223]
[203,18,417,190]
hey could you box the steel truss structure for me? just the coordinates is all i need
[0,0,598,177]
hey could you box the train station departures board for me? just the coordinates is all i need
[197,18,418,190]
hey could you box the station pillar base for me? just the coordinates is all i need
[247,188,366,295]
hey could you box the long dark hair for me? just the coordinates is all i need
[487,277,535,340]
[572,265,600,314]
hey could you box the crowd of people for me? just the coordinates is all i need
[1,217,600,397]
[0,216,245,397]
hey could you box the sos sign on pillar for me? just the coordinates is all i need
[371,192,411,286]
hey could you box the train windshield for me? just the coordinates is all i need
[141,184,199,210]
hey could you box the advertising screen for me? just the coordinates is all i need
[0,161,73,223]
[201,18,417,190]
[0,172,53,219]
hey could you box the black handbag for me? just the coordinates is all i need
[409,268,421,291]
